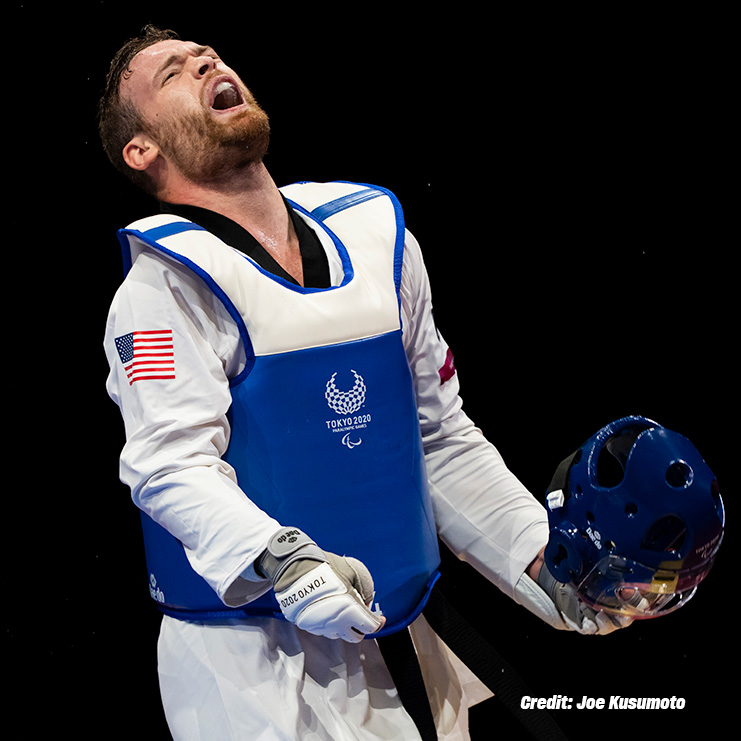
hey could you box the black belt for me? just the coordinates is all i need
[377,627,438,740]
[377,584,568,741]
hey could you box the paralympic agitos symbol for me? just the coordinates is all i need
[342,432,363,449]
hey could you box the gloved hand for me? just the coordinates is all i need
[536,563,633,635]
[257,527,385,643]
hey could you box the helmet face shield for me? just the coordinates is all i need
[574,546,722,618]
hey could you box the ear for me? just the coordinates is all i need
[122,134,160,173]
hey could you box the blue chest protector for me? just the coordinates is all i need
[118,182,441,636]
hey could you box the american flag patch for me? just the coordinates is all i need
[114,329,175,385]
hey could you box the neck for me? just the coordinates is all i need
[158,161,304,285]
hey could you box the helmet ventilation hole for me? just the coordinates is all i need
[596,446,626,487]
[552,544,569,568]
[666,461,693,488]
[596,423,649,488]
[641,515,687,554]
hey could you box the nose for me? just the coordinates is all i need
[192,55,216,77]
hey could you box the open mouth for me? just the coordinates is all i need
[210,79,245,111]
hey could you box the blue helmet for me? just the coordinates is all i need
[544,416,725,619]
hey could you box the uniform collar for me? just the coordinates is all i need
[159,196,330,288]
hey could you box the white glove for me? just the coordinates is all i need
[536,563,633,635]
[257,527,385,643]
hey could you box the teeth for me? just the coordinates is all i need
[212,81,243,110]
[215,81,235,95]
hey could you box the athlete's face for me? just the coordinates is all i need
[121,39,270,183]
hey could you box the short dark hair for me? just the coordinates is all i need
[98,25,179,194]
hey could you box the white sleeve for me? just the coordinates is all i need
[104,250,280,606]
[399,230,549,600]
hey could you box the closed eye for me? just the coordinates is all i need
[156,45,221,86]
[162,68,180,85]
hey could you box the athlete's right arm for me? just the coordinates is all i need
[104,250,281,606]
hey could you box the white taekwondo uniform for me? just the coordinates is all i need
[104,181,550,740]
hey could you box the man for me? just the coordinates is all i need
[101,25,625,741]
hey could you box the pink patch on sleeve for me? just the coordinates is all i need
[438,348,456,385]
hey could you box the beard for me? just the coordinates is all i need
[149,99,271,185]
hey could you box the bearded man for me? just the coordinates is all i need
[100,25,627,741]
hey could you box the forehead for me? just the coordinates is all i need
[127,39,210,79]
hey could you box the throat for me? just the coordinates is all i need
[255,228,305,287]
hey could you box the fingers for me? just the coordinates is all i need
[297,593,386,643]
[275,561,386,642]
[325,554,376,606]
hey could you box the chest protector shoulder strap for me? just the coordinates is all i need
[118,182,440,635]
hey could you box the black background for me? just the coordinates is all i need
[10,3,734,738]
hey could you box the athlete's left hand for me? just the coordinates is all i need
[536,564,633,635]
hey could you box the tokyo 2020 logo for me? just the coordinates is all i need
[324,370,366,415]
